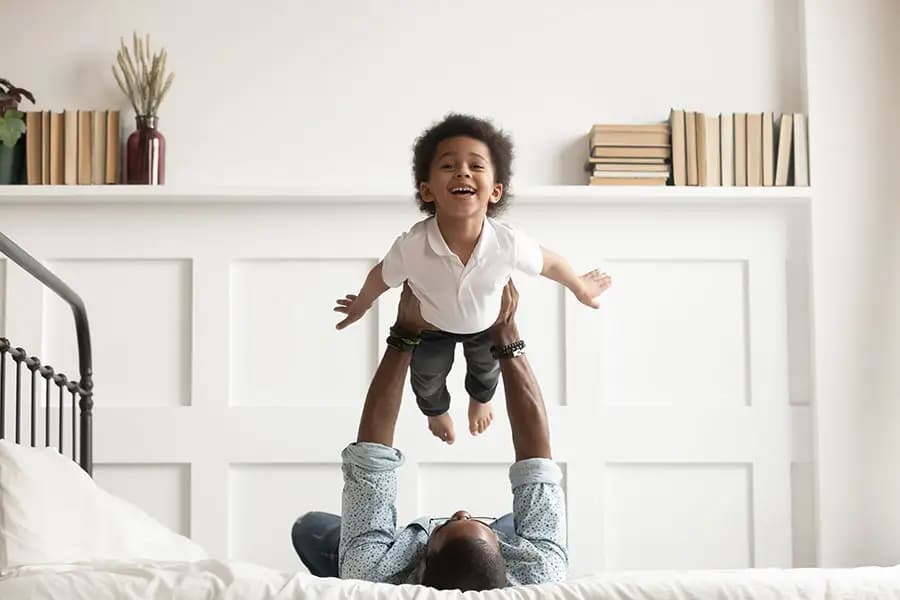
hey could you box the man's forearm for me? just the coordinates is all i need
[493,321,552,461]
[356,347,411,447]
[501,354,552,461]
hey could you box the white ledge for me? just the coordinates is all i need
[0,184,812,205]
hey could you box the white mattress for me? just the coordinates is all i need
[1,559,899,599]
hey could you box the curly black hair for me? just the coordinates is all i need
[422,537,508,591]
[412,113,514,217]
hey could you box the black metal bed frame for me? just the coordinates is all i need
[0,231,93,475]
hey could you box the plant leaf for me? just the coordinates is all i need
[0,110,26,148]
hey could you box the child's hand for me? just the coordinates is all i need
[575,269,612,308]
[334,294,371,330]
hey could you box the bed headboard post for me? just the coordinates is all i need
[0,231,94,474]
[79,376,93,475]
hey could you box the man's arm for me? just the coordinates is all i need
[356,282,428,445]
[490,281,551,461]
[340,283,431,581]
[492,281,568,583]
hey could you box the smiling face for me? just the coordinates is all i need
[419,136,504,222]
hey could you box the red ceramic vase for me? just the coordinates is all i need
[126,115,165,184]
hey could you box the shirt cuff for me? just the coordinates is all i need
[342,442,405,472]
[509,458,562,490]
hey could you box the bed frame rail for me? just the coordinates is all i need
[0,231,93,475]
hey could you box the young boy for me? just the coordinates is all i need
[334,114,611,444]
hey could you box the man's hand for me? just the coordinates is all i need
[334,294,372,330]
[490,279,521,347]
[393,282,433,336]
[574,269,612,309]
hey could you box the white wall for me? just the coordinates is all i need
[5,0,802,186]
[3,0,899,568]
[803,0,900,567]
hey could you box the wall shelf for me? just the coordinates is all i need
[0,184,813,206]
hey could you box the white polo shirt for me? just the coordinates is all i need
[381,217,544,334]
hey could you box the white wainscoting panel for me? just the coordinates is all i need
[604,463,753,569]
[0,194,813,576]
[791,461,816,567]
[601,260,749,407]
[42,260,192,407]
[93,463,191,537]
[229,463,343,573]
[230,259,377,406]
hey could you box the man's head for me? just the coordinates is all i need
[413,114,514,219]
[422,510,508,591]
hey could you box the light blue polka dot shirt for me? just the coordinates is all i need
[338,442,568,586]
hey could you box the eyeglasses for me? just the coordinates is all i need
[428,516,496,534]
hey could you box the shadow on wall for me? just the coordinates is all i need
[554,133,589,185]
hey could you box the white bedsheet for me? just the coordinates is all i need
[1,559,899,599]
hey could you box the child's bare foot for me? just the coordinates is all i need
[468,399,494,435]
[428,413,456,444]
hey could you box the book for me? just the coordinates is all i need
[589,176,668,186]
[685,111,698,185]
[746,113,762,186]
[25,111,42,185]
[592,170,672,178]
[590,163,670,172]
[696,112,708,186]
[775,113,793,186]
[77,110,92,185]
[41,111,50,184]
[708,114,721,186]
[762,112,774,186]
[591,123,669,132]
[734,113,746,186]
[590,146,671,159]
[669,108,686,186]
[793,113,809,186]
[591,129,670,147]
[587,157,668,164]
[106,110,120,184]
[63,110,78,185]
[91,110,107,185]
[720,112,734,186]
[696,114,720,186]
[49,112,65,185]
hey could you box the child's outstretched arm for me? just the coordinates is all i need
[540,247,612,308]
[334,261,391,329]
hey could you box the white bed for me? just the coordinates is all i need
[2,560,900,599]
[2,440,900,599]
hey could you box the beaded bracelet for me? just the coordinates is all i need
[386,326,422,352]
[490,339,526,359]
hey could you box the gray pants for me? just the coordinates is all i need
[410,329,499,416]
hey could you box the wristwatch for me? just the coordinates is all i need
[490,339,526,359]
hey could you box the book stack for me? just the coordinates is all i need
[587,123,671,185]
[668,108,809,186]
[23,110,120,185]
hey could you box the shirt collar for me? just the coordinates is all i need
[426,216,498,263]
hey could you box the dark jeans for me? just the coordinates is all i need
[410,329,499,416]
[291,512,516,577]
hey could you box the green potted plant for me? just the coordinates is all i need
[0,79,35,184]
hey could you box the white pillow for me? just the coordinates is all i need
[0,439,208,573]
